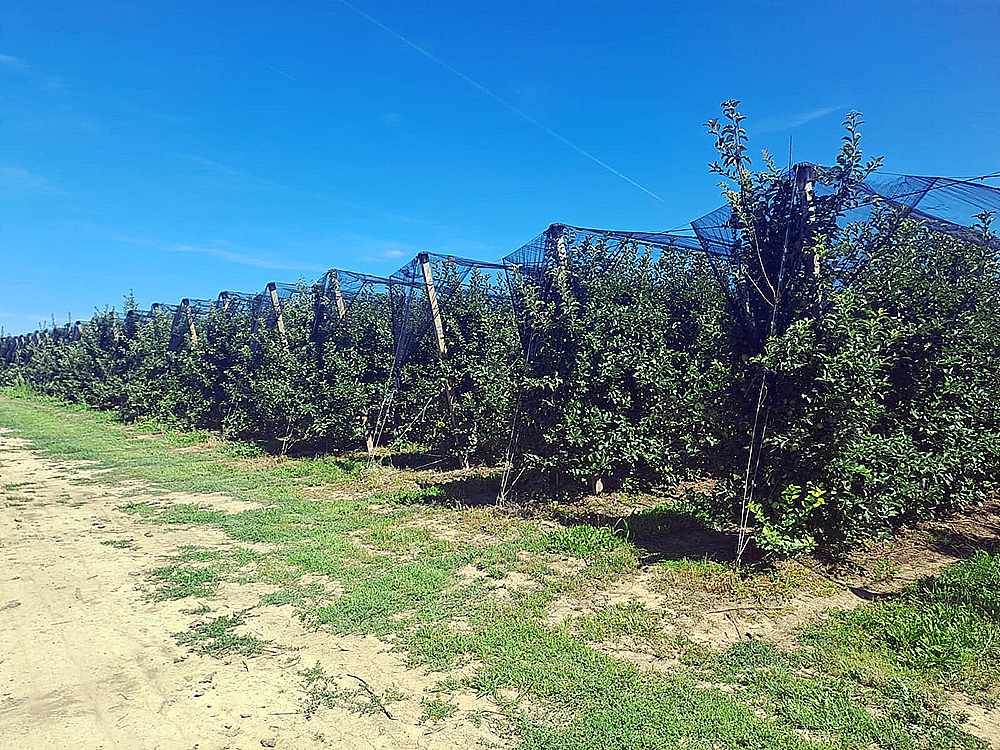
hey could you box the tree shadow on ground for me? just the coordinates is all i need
[411,468,763,565]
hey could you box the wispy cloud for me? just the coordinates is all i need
[757,105,846,133]
[0,53,28,71]
[0,53,66,91]
[170,242,324,272]
[112,234,324,273]
[177,153,457,230]
[0,166,63,196]
[379,111,404,125]
[277,233,500,267]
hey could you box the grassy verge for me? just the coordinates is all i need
[1,392,995,750]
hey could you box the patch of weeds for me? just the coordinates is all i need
[148,564,222,600]
[419,696,458,723]
[300,663,406,720]
[463,611,822,750]
[174,612,272,657]
[621,502,705,541]
[182,603,212,616]
[312,554,462,635]
[869,556,901,582]
[362,523,455,556]
[100,538,134,549]
[260,581,334,611]
[177,545,224,562]
[580,544,640,579]
[544,524,629,559]
[686,638,982,750]
[221,441,266,459]
[3,482,32,491]
[543,525,640,582]
[398,622,470,672]
[572,602,666,646]
[155,503,227,525]
[271,455,363,484]
[119,501,159,517]
[653,558,820,603]
[469,540,526,579]
[163,429,212,448]
[805,551,1000,699]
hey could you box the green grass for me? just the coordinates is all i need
[173,612,273,657]
[0,393,993,750]
[100,538,135,549]
[802,551,1000,700]
[299,662,407,720]
[148,563,223,600]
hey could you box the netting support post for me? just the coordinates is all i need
[331,270,376,457]
[181,299,198,345]
[555,233,568,266]
[418,252,467,469]
[330,271,347,320]
[795,164,822,315]
[219,292,231,311]
[267,282,289,349]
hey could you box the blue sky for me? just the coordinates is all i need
[2,0,999,334]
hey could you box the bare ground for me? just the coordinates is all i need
[0,435,504,750]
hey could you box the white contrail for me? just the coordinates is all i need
[334,0,663,202]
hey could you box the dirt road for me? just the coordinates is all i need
[0,433,501,750]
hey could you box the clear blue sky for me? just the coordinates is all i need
[2,0,998,334]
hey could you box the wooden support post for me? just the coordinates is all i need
[330,271,347,320]
[796,163,822,314]
[554,228,569,266]
[267,282,289,348]
[181,299,198,345]
[419,253,448,358]
[329,270,376,457]
[418,252,466,468]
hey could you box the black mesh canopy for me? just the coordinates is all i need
[312,269,390,345]
[389,253,508,369]
[689,165,1000,260]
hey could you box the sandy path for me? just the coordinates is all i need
[0,434,503,750]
